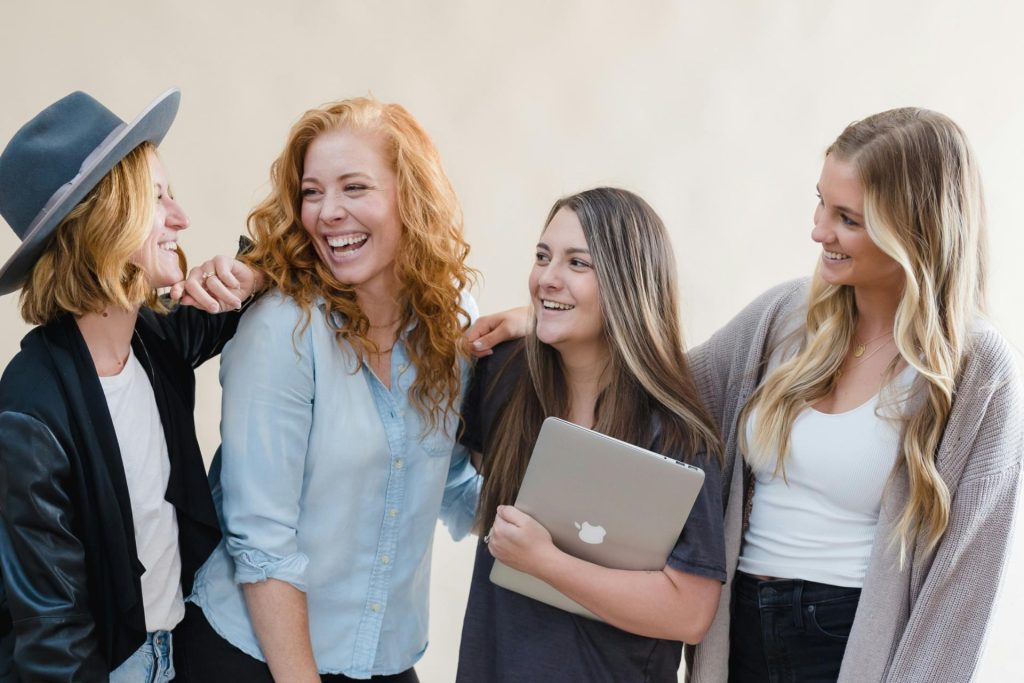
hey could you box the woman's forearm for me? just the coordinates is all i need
[531,550,720,644]
[242,579,320,683]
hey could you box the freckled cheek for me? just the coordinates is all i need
[298,198,319,226]
[302,219,321,242]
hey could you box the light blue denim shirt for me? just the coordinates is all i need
[188,291,480,677]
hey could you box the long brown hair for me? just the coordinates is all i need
[740,108,987,561]
[244,98,473,430]
[476,188,721,533]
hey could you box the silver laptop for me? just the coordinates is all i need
[489,416,706,620]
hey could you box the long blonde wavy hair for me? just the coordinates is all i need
[244,98,473,430]
[20,142,184,324]
[476,188,722,533]
[740,108,987,561]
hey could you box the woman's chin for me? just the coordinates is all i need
[147,270,183,291]
[534,325,562,347]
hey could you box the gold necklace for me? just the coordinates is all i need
[852,330,893,358]
[837,339,898,378]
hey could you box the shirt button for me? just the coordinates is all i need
[389,508,399,518]
[394,459,404,469]
[371,602,381,612]
[381,554,391,565]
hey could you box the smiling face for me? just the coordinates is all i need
[299,127,403,299]
[811,154,903,292]
[129,150,188,288]
[529,207,606,357]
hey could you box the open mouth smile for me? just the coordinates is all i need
[325,233,369,256]
[823,249,850,262]
[541,299,574,311]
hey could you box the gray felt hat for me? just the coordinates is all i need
[0,88,180,295]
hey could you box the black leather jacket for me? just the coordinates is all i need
[0,304,235,681]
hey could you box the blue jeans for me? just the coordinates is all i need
[110,631,175,683]
[728,571,861,683]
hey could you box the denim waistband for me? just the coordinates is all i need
[734,570,861,607]
[144,630,173,657]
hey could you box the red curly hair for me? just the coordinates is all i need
[244,98,473,430]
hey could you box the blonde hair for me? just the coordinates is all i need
[741,108,987,561]
[244,97,473,430]
[19,142,179,325]
[477,188,721,533]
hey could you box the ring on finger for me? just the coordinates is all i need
[202,271,216,281]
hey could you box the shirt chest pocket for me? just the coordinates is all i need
[419,412,460,458]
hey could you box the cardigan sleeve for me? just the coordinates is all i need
[884,367,1024,681]
[0,411,107,682]
[687,279,806,425]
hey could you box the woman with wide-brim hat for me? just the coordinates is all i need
[0,88,261,682]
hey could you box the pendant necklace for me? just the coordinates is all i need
[852,330,893,358]
[837,337,897,379]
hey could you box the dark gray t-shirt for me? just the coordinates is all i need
[456,342,726,683]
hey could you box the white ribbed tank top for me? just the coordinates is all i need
[738,367,916,587]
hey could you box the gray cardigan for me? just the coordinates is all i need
[685,279,1024,682]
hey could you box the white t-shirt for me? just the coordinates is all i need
[98,350,185,631]
[738,367,916,587]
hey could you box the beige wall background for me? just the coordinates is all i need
[1,1,1021,680]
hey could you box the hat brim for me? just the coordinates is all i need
[0,88,181,296]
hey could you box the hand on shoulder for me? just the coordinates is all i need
[170,255,264,314]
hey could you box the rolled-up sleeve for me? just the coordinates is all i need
[439,441,482,541]
[218,295,315,591]
[438,290,483,540]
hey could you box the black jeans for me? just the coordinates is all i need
[174,603,420,683]
[728,571,860,683]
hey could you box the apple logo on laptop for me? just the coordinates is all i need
[574,521,607,545]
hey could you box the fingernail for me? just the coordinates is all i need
[472,340,482,349]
